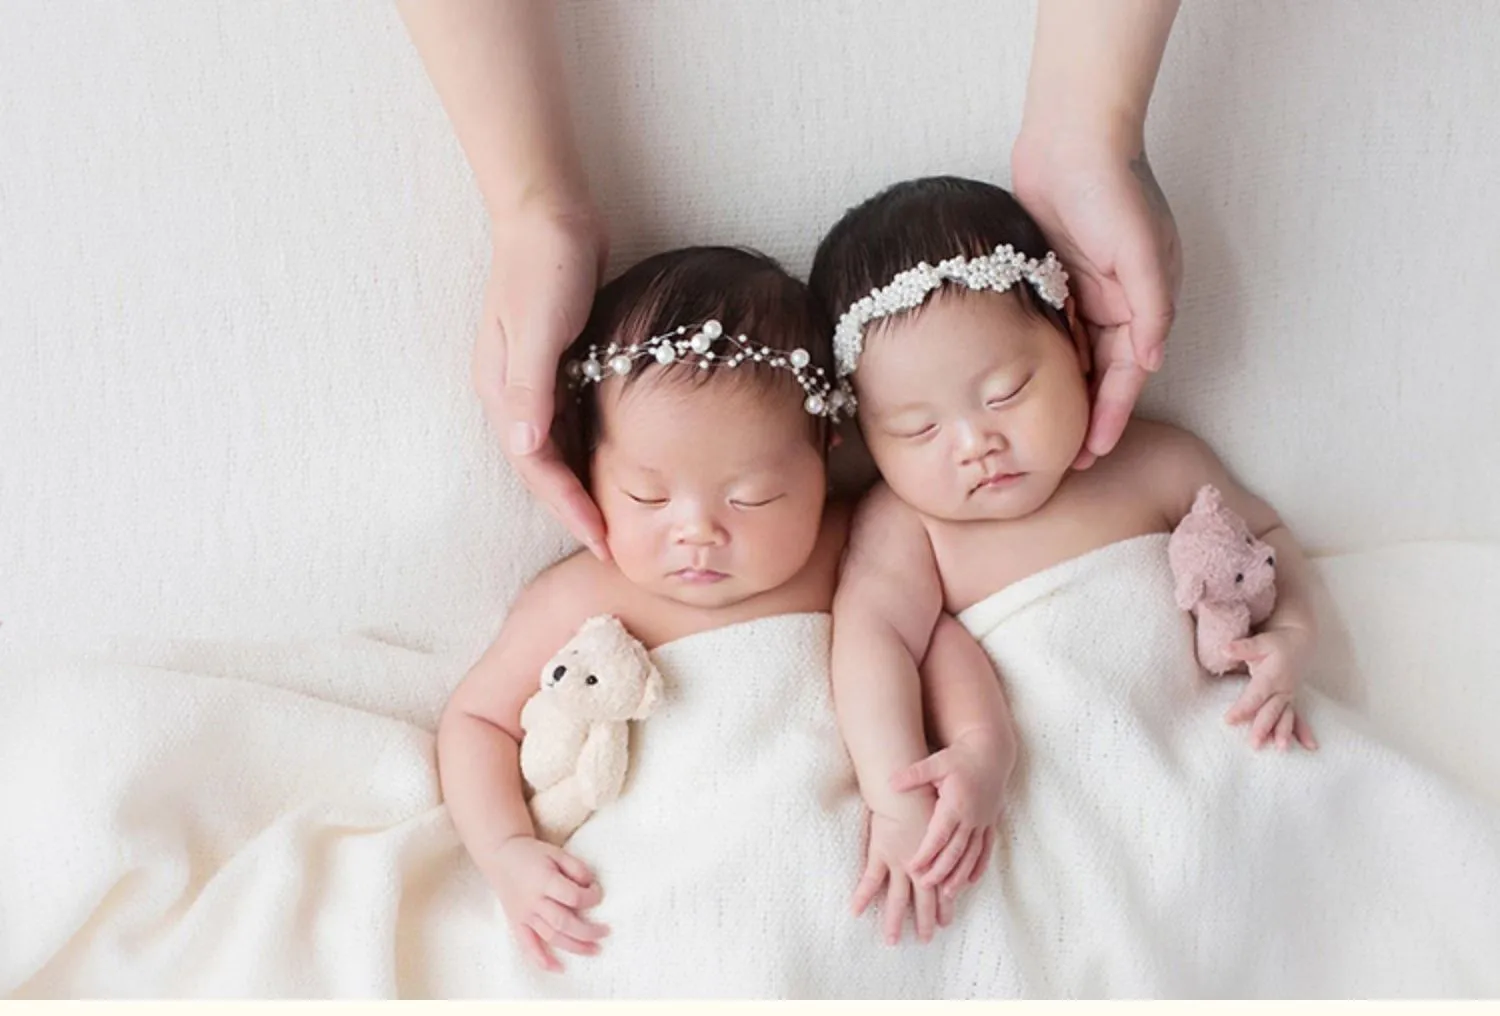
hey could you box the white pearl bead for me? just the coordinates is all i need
[701,319,723,339]
[690,332,712,354]
[789,348,810,369]
[804,394,826,416]
[654,344,676,364]
[582,360,602,381]
[609,354,632,376]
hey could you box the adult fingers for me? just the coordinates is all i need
[1084,355,1148,460]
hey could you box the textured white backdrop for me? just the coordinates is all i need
[2,0,1497,665]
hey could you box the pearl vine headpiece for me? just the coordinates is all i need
[832,244,1070,379]
[566,319,856,421]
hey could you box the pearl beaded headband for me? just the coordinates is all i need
[832,244,1070,379]
[566,318,856,422]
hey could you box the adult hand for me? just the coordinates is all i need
[1013,128,1182,469]
[474,202,610,559]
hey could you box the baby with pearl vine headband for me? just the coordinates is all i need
[439,245,1004,964]
[807,176,1321,943]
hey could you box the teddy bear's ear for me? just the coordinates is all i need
[633,664,665,720]
[1174,570,1205,611]
[1193,484,1222,515]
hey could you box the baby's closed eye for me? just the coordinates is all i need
[729,493,785,509]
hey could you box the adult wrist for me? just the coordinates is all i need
[488,179,604,245]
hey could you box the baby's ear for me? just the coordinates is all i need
[634,664,665,719]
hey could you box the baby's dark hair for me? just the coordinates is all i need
[552,246,833,488]
[808,175,1070,346]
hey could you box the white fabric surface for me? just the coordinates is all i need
[6,543,1497,998]
[3,0,1499,998]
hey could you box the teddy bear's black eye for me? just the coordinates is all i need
[552,665,566,681]
[1235,573,1244,583]
[585,675,598,686]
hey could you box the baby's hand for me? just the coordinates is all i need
[889,728,1008,897]
[1223,624,1319,752]
[487,835,609,973]
[851,795,953,945]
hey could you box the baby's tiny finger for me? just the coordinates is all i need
[911,810,961,872]
[936,888,955,928]
[921,828,973,887]
[1295,712,1319,751]
[552,850,596,889]
[942,836,981,898]
[914,882,938,944]
[1251,694,1289,748]
[518,923,561,973]
[1225,680,1269,725]
[971,827,996,883]
[538,898,610,942]
[852,862,886,917]
[884,873,911,945]
[1274,706,1296,750]
[547,874,602,911]
[534,922,600,958]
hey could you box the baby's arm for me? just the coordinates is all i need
[894,613,1018,894]
[439,561,609,971]
[1151,424,1319,750]
[832,486,947,942]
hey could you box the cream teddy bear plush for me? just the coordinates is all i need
[519,614,664,845]
[1168,484,1278,675]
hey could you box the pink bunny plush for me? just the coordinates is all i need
[1168,484,1277,675]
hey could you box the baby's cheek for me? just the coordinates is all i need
[602,512,660,575]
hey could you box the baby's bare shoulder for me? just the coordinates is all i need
[448,552,617,734]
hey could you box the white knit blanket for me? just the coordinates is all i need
[953,534,1500,996]
[4,539,1499,996]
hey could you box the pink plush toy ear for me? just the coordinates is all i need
[1192,485,1223,514]
[1174,570,1205,611]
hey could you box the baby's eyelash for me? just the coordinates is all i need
[986,376,1032,406]
[731,494,785,508]
[625,491,667,507]
[893,423,938,440]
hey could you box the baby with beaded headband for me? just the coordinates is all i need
[437,245,1002,972]
[808,176,1322,943]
